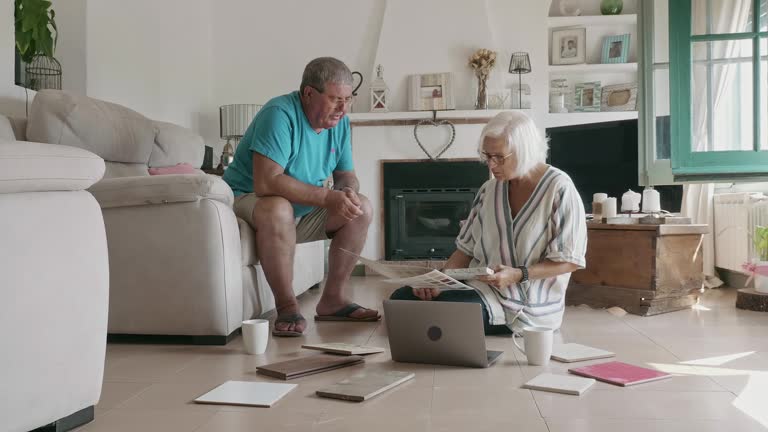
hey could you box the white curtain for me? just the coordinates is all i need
[682,0,752,283]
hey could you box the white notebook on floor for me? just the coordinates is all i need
[523,373,595,396]
[194,381,297,407]
[550,343,615,363]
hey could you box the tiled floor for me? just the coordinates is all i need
[77,278,768,432]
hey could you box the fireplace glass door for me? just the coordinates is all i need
[386,188,477,260]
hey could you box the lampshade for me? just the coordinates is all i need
[219,104,261,139]
[508,52,532,74]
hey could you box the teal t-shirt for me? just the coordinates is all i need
[223,91,353,217]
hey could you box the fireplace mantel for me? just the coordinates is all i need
[348,109,531,127]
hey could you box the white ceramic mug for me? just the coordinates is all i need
[242,319,269,355]
[513,326,554,366]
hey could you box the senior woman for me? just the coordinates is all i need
[390,111,587,334]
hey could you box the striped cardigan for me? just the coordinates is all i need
[456,166,588,332]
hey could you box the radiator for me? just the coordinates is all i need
[713,192,768,272]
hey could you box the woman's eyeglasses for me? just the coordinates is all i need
[480,151,514,165]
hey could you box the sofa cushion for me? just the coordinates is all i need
[0,140,105,193]
[26,90,156,164]
[149,121,205,168]
[149,163,202,176]
[104,161,151,179]
[88,174,234,209]
[0,116,15,140]
[9,117,27,141]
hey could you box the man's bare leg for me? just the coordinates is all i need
[316,194,378,319]
[252,196,305,334]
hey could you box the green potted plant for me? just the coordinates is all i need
[752,225,768,292]
[15,0,60,89]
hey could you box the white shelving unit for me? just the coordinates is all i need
[547,10,639,128]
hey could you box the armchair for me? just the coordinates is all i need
[0,122,108,431]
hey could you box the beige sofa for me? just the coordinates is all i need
[23,90,325,344]
[0,118,108,431]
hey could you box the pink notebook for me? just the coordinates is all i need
[568,361,671,387]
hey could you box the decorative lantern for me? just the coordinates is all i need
[25,54,62,91]
[369,64,389,113]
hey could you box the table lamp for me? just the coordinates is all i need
[508,52,532,109]
[219,104,261,168]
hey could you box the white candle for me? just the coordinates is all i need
[642,188,661,213]
[593,193,608,203]
[603,197,617,218]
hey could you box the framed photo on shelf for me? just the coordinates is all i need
[601,83,638,111]
[551,27,586,65]
[408,73,455,111]
[601,34,630,64]
[574,81,602,112]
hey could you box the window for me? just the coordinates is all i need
[668,0,768,181]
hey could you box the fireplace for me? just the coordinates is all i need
[383,160,489,260]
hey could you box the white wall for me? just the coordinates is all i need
[0,0,31,117]
[86,0,213,143]
[52,0,87,94]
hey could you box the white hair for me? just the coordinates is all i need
[477,111,549,177]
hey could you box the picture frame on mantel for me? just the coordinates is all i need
[408,73,456,111]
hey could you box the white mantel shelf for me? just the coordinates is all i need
[348,109,532,127]
[547,14,637,27]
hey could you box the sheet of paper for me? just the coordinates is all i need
[340,249,473,290]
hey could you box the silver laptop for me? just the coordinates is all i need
[383,300,504,368]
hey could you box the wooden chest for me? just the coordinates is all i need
[566,223,708,316]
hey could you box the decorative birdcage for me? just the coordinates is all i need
[24,54,62,91]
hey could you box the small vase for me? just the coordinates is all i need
[558,0,582,16]
[475,75,488,110]
[600,0,623,15]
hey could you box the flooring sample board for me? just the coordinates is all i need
[316,371,415,402]
[301,342,385,356]
[256,353,364,380]
[569,361,672,387]
[550,343,615,363]
[194,381,296,407]
[522,372,595,396]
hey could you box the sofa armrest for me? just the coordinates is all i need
[0,139,105,194]
[88,173,234,209]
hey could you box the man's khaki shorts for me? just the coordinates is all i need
[233,193,330,243]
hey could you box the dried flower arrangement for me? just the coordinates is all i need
[468,48,497,109]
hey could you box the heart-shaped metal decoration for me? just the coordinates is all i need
[413,119,456,161]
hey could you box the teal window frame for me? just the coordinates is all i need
[669,0,768,181]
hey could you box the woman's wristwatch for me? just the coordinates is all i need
[516,265,529,283]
